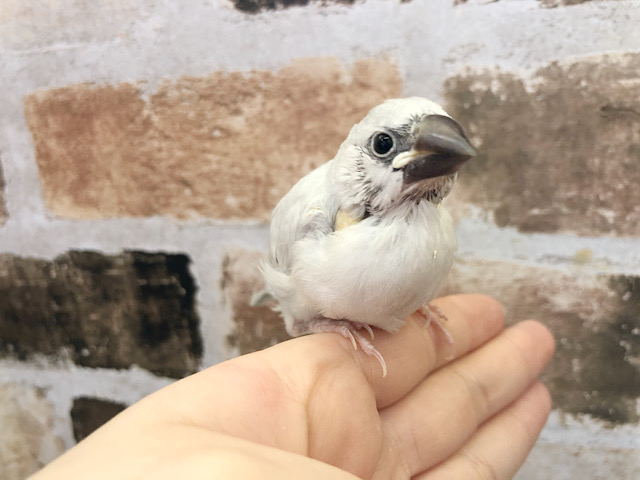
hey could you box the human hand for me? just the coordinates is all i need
[31,294,555,480]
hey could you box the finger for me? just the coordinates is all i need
[362,294,506,408]
[380,320,555,476]
[417,381,552,480]
[140,295,503,456]
[156,294,504,421]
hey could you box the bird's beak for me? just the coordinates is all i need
[392,115,475,184]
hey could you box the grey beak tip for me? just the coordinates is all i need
[417,115,476,158]
[402,115,476,184]
[464,143,477,158]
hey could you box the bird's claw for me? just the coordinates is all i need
[417,304,456,358]
[360,323,375,340]
[343,327,358,350]
[309,320,387,377]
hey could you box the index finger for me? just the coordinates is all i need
[358,294,506,408]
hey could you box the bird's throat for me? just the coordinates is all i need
[401,174,456,205]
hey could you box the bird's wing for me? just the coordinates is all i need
[268,161,337,274]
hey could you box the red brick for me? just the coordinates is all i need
[221,249,291,355]
[24,58,402,220]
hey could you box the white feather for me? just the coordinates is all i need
[261,97,462,337]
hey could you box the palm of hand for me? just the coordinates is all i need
[32,295,554,480]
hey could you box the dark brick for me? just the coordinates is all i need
[0,251,202,378]
[221,250,291,355]
[233,0,356,13]
[70,397,127,442]
[444,53,640,236]
[442,259,640,425]
[0,159,6,225]
[539,0,595,6]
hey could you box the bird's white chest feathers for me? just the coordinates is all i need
[287,202,456,333]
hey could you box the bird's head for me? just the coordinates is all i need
[330,97,475,217]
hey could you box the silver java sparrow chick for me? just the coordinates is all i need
[258,97,475,376]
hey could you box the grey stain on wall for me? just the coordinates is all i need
[548,285,640,426]
[442,259,640,426]
[444,53,640,237]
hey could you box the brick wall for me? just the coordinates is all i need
[1,1,639,478]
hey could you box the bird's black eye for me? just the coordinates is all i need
[371,132,395,157]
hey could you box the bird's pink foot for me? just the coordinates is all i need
[416,304,456,357]
[309,320,387,377]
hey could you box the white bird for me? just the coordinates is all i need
[258,97,475,376]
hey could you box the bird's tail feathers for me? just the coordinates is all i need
[250,260,291,308]
[256,260,293,308]
[249,289,274,307]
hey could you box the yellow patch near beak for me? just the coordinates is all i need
[334,209,361,231]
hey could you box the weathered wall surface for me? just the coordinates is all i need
[24,59,401,220]
[1,0,639,478]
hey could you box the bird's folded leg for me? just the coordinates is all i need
[308,319,387,377]
[416,304,456,356]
